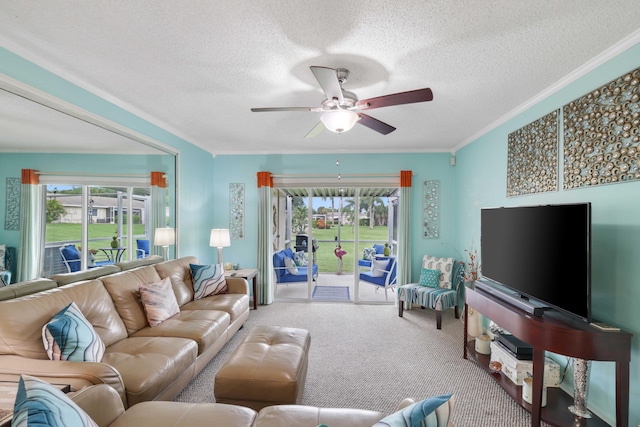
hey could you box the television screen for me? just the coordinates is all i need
[480,203,591,322]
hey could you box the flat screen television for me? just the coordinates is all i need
[479,203,592,322]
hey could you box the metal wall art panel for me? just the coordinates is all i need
[563,67,640,189]
[4,177,20,230]
[229,183,244,239]
[507,110,559,197]
[422,180,440,239]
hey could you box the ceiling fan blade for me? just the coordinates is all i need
[304,122,325,139]
[310,66,344,105]
[251,106,322,112]
[356,88,433,110]
[357,113,396,135]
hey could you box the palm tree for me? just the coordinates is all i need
[292,205,308,234]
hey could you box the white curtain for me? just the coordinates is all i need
[17,169,45,281]
[150,171,168,257]
[257,172,273,305]
[397,170,412,303]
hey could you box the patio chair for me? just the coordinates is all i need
[59,244,113,273]
[136,239,150,259]
[359,255,397,301]
[397,255,465,329]
[358,243,386,270]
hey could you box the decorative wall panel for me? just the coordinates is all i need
[422,180,440,239]
[507,110,559,197]
[563,67,640,189]
[229,183,244,239]
[4,177,20,230]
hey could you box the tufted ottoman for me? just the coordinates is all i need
[214,325,311,411]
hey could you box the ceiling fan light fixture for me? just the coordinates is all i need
[320,110,359,133]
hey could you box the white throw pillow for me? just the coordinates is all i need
[372,259,388,277]
[284,257,299,275]
[423,256,455,288]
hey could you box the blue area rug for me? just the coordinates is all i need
[312,285,350,301]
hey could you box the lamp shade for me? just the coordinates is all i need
[154,228,175,246]
[320,110,359,133]
[209,229,231,248]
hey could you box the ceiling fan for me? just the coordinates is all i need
[250,66,433,138]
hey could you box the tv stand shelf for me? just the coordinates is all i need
[464,284,632,427]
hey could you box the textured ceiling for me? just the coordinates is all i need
[0,1,639,155]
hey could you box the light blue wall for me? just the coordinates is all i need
[212,152,458,278]
[454,42,640,425]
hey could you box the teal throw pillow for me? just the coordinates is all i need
[12,375,98,427]
[42,302,105,362]
[294,251,308,266]
[419,268,441,288]
[190,263,228,300]
[373,393,454,427]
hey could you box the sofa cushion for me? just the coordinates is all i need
[101,336,198,407]
[50,265,121,286]
[181,294,249,324]
[13,374,98,427]
[254,405,387,427]
[190,263,228,299]
[154,256,200,306]
[372,393,454,427]
[101,266,166,335]
[0,278,57,302]
[294,251,308,266]
[131,309,230,355]
[42,302,105,362]
[139,277,181,327]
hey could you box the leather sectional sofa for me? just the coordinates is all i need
[70,383,425,427]
[0,256,250,408]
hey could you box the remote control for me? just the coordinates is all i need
[230,273,237,277]
[590,322,620,331]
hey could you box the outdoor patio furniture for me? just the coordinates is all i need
[358,255,397,301]
[273,248,318,284]
[59,244,113,273]
[136,239,150,258]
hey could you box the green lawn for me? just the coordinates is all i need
[302,225,390,273]
[46,223,146,254]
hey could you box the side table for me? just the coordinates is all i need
[225,268,259,310]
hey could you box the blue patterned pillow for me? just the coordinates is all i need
[42,302,105,362]
[190,263,228,300]
[294,251,308,266]
[373,394,454,427]
[419,268,441,288]
[12,375,98,427]
[363,247,377,261]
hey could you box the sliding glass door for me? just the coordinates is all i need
[273,186,399,304]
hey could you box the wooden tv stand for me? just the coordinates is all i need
[464,284,632,427]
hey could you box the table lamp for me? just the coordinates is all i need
[154,227,175,260]
[210,229,231,264]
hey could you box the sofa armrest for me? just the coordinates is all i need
[0,355,127,407]
[70,384,125,427]
[226,277,249,295]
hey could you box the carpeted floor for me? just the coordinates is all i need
[175,302,553,427]
[312,285,350,301]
